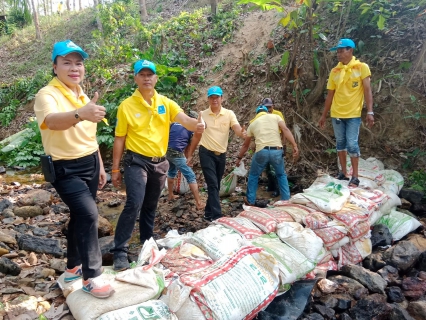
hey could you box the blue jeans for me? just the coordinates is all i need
[247,149,290,204]
[166,155,196,184]
[331,117,361,157]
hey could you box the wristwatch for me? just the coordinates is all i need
[75,109,83,121]
[367,112,374,115]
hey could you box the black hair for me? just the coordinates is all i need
[52,57,57,77]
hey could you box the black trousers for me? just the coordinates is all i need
[199,145,226,220]
[112,151,168,255]
[52,152,102,280]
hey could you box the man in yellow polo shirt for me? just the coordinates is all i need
[318,38,374,187]
[110,60,205,271]
[187,86,246,222]
[236,106,299,205]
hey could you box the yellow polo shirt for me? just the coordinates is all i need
[327,62,371,118]
[199,106,239,154]
[115,89,183,157]
[247,113,283,153]
[250,109,284,124]
[34,83,98,161]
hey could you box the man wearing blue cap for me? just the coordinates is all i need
[236,106,299,205]
[187,86,246,222]
[318,38,374,187]
[110,60,205,271]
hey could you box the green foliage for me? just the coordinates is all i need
[408,170,426,193]
[403,148,426,169]
[0,119,44,168]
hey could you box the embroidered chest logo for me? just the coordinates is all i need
[157,105,166,115]
[352,81,359,88]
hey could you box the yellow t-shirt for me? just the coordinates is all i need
[199,107,239,154]
[250,109,285,124]
[34,83,98,161]
[115,89,183,157]
[327,61,371,118]
[247,113,283,153]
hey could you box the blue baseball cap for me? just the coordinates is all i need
[256,105,268,114]
[330,38,355,51]
[51,40,88,61]
[207,86,223,97]
[134,60,156,75]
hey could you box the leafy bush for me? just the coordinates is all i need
[408,170,426,194]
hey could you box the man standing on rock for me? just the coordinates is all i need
[318,38,374,187]
[187,86,246,222]
[110,60,205,271]
[236,105,299,205]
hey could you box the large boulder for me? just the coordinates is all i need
[17,234,63,257]
[13,206,43,218]
[328,275,368,300]
[382,240,421,272]
[349,294,392,320]
[341,264,387,294]
[18,189,52,207]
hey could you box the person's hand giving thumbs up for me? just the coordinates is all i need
[195,111,206,133]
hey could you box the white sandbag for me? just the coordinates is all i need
[337,237,372,268]
[219,163,247,197]
[156,230,185,249]
[378,181,400,195]
[214,217,264,239]
[276,222,324,262]
[160,245,213,276]
[57,272,84,298]
[379,191,402,216]
[331,205,370,241]
[251,234,315,291]
[66,267,162,320]
[160,287,206,320]
[270,202,314,223]
[376,209,422,241]
[185,224,247,260]
[329,236,350,253]
[339,156,383,173]
[313,223,348,249]
[292,182,350,213]
[173,171,190,194]
[180,246,280,320]
[239,206,278,233]
[379,169,404,193]
[350,188,389,208]
[369,209,385,226]
[97,300,177,320]
[365,157,385,170]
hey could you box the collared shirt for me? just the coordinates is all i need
[199,106,239,154]
[34,81,98,161]
[250,109,285,124]
[247,113,283,153]
[327,62,371,118]
[115,89,183,157]
[168,123,193,152]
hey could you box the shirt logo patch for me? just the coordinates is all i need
[157,105,166,115]
[135,113,141,118]
[352,81,359,88]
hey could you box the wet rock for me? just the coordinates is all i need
[319,295,338,308]
[33,227,49,236]
[386,286,405,303]
[407,300,426,320]
[317,278,338,294]
[349,294,392,320]
[406,234,426,252]
[51,203,70,214]
[340,313,353,320]
[333,293,353,311]
[378,265,400,286]
[17,234,63,257]
[0,198,13,213]
[399,189,424,205]
[0,247,9,256]
[389,303,415,320]
[370,224,393,248]
[2,217,16,224]
[98,215,113,237]
[416,252,426,272]
[328,275,369,300]
[0,257,21,275]
[0,231,17,245]
[341,264,387,294]
[313,304,335,319]
[363,252,386,272]
[401,277,426,300]
[382,240,421,272]
[303,313,324,320]
[411,203,426,217]
[2,208,15,218]
[13,205,43,218]
[50,258,67,273]
[18,189,52,207]
[99,235,114,265]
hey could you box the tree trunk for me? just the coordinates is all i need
[66,0,70,11]
[78,0,82,11]
[210,0,217,16]
[42,0,47,16]
[72,0,75,11]
[49,0,53,15]
[139,0,148,23]
[93,0,98,7]
[94,0,103,32]
[30,0,42,39]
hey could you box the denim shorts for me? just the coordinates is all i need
[166,155,197,184]
[331,117,361,157]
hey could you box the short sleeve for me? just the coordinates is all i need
[34,89,59,130]
[246,125,253,137]
[326,70,336,90]
[360,63,371,80]
[167,98,183,122]
[115,102,128,137]
[229,110,239,128]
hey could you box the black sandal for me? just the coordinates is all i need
[336,172,350,181]
[349,177,360,187]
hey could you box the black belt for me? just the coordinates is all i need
[200,145,223,156]
[53,151,97,164]
[128,150,166,163]
[264,146,282,150]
